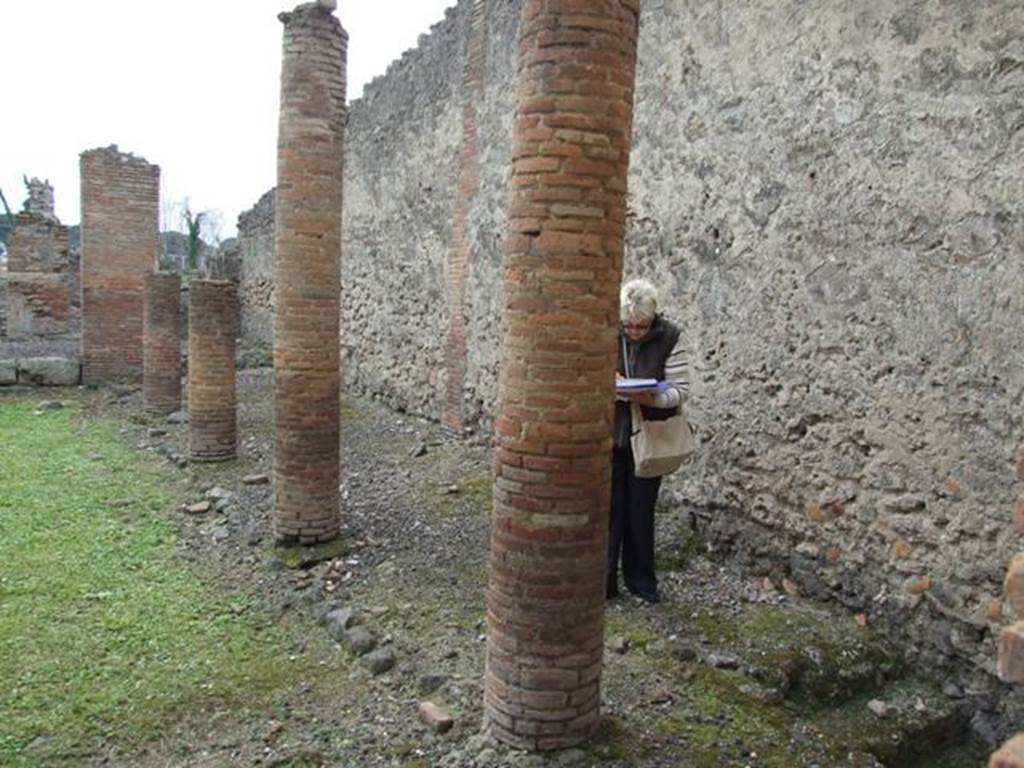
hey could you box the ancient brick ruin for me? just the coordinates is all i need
[79,146,160,384]
[4,178,78,340]
[187,280,237,462]
[232,0,1024,740]
[484,0,641,749]
[442,0,487,431]
[143,271,182,413]
[271,1,346,544]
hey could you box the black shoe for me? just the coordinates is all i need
[627,586,660,604]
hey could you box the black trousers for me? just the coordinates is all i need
[608,445,662,597]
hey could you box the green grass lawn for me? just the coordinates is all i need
[0,401,290,766]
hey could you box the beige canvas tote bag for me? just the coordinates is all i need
[629,401,695,478]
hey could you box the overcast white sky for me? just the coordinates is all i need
[1,0,455,238]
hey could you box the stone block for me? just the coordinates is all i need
[0,359,16,385]
[991,734,1024,768]
[1006,554,1024,620]
[18,356,80,386]
[997,622,1024,683]
[418,701,454,733]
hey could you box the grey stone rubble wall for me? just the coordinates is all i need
[236,189,275,343]
[343,3,469,416]
[235,0,1024,726]
[0,356,81,386]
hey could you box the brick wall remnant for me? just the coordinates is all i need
[272,2,347,544]
[79,145,160,383]
[484,0,641,751]
[234,0,1024,732]
[143,271,182,413]
[188,280,237,461]
[442,0,488,430]
[4,178,77,340]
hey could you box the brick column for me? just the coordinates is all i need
[143,272,182,413]
[79,146,160,384]
[188,280,237,462]
[442,0,488,430]
[483,0,641,751]
[272,1,346,544]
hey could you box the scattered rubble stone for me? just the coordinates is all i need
[418,701,453,733]
[362,648,396,676]
[343,627,377,656]
[242,473,270,485]
[185,501,211,515]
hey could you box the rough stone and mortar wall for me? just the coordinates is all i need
[236,0,1024,719]
[80,146,160,383]
[237,189,275,342]
[5,179,79,340]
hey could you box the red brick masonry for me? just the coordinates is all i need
[484,0,642,751]
[143,271,182,413]
[188,280,237,462]
[79,146,160,384]
[272,3,347,543]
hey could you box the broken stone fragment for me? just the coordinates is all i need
[991,734,1024,768]
[867,699,890,718]
[205,487,232,501]
[418,701,453,733]
[1005,554,1024,620]
[185,501,211,514]
[997,622,1024,683]
[166,410,189,424]
[325,607,360,639]
[362,648,396,676]
[343,626,377,656]
[242,473,270,485]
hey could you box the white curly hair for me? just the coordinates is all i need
[619,278,658,322]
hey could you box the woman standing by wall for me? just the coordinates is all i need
[608,278,689,603]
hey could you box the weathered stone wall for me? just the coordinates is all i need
[4,179,79,340]
[236,189,275,343]
[79,146,160,383]
[235,0,1024,721]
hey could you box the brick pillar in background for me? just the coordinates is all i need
[442,0,488,430]
[483,0,641,751]
[273,1,346,544]
[188,280,237,462]
[143,272,182,413]
[79,146,160,384]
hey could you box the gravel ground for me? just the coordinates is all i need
[13,367,988,767]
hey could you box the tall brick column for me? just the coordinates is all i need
[272,1,346,544]
[143,272,182,413]
[79,146,160,384]
[484,0,641,751]
[188,280,237,462]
